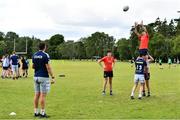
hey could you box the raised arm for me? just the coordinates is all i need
[140,20,148,33]
[134,22,141,37]
[148,55,154,62]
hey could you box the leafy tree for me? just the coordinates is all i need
[84,32,115,58]
[5,31,19,41]
[0,31,5,41]
[172,35,180,57]
[48,34,65,59]
[116,38,131,60]
[74,41,86,59]
[0,41,7,56]
[57,41,75,59]
[49,34,64,46]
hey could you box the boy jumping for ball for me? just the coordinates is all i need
[98,50,115,96]
[134,21,149,59]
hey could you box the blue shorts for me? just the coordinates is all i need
[139,49,148,56]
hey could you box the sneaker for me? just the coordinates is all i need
[40,114,49,118]
[138,97,142,100]
[142,92,146,97]
[34,113,40,117]
[102,91,106,95]
[110,91,113,96]
[147,92,150,97]
[130,96,134,100]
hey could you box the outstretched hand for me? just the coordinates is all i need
[134,22,138,27]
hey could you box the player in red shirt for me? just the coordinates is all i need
[98,50,115,96]
[134,21,149,57]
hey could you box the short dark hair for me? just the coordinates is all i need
[12,51,16,54]
[139,53,145,57]
[107,50,112,53]
[39,42,46,50]
[139,54,143,57]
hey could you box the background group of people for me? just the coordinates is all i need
[0,52,29,79]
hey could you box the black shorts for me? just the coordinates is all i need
[22,65,28,70]
[139,49,148,56]
[104,71,113,78]
[144,73,150,80]
[3,67,8,70]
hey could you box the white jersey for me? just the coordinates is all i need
[2,58,10,67]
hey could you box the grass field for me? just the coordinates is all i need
[0,61,180,119]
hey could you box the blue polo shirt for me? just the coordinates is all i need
[32,51,50,78]
[10,54,19,65]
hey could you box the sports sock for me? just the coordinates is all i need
[34,108,39,114]
[41,109,45,115]
[131,91,134,96]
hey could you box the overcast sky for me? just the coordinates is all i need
[0,0,179,41]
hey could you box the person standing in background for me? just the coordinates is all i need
[10,51,19,80]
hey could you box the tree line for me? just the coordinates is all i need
[0,17,180,61]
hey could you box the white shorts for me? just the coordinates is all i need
[134,74,145,84]
[11,65,18,74]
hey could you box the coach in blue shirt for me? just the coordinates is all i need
[32,42,55,118]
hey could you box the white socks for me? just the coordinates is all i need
[138,93,142,98]
[41,109,45,115]
[34,108,39,114]
[34,108,46,115]
[131,92,134,96]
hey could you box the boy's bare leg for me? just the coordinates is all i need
[131,83,138,99]
[139,83,144,99]
[102,78,108,94]
[145,80,150,96]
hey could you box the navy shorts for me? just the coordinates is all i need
[139,49,148,56]
[144,73,150,80]
[104,71,113,78]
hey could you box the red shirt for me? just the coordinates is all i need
[100,56,115,71]
[139,33,149,49]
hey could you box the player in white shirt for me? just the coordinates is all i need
[2,55,10,78]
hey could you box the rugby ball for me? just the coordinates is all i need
[123,6,129,12]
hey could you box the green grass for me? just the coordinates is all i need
[0,61,180,119]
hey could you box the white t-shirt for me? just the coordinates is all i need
[3,58,10,67]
